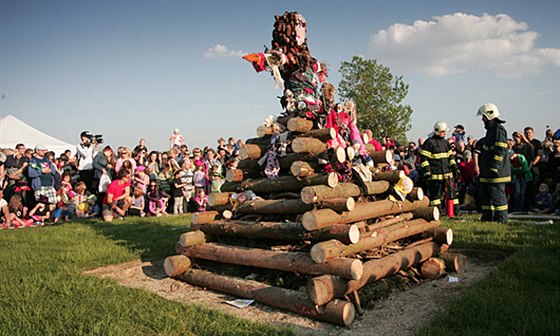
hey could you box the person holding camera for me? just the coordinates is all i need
[76,131,96,193]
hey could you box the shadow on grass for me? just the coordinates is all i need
[83,216,193,262]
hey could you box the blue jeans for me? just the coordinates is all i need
[512,177,526,212]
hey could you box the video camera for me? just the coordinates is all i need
[80,131,104,146]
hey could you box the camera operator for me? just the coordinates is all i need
[76,131,97,193]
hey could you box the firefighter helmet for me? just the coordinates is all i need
[433,121,449,133]
[477,103,500,120]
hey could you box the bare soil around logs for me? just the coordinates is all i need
[85,250,503,336]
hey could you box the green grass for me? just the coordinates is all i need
[0,216,296,336]
[1,214,559,335]
[417,216,560,336]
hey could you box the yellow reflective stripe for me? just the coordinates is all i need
[420,150,432,158]
[432,152,449,159]
[495,204,508,211]
[481,204,508,211]
[449,159,456,165]
[479,176,511,183]
[494,155,503,162]
[495,142,508,148]
[447,150,453,156]
[420,161,430,168]
[430,199,442,205]
[431,172,453,180]
[453,199,459,205]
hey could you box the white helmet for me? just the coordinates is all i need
[477,103,500,120]
[433,121,449,133]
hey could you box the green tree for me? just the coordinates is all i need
[338,56,413,144]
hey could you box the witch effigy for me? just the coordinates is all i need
[242,12,374,181]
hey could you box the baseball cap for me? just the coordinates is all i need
[35,144,48,151]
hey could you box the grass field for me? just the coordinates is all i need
[0,214,558,335]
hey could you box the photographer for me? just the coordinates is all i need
[76,131,97,193]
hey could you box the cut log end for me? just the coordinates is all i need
[323,299,356,327]
[326,172,339,188]
[346,197,356,211]
[440,252,467,273]
[300,186,318,205]
[350,259,364,280]
[335,147,346,163]
[348,224,360,244]
[163,255,191,277]
[222,210,233,220]
[420,257,446,280]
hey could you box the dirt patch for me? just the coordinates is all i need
[85,252,499,335]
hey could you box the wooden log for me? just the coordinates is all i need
[310,219,441,263]
[292,137,327,155]
[407,187,424,201]
[177,269,355,326]
[335,147,346,163]
[365,147,392,164]
[363,181,391,196]
[222,209,233,220]
[178,230,206,247]
[411,206,440,221]
[287,117,314,133]
[301,183,361,205]
[239,144,264,160]
[235,198,314,215]
[163,255,192,277]
[221,173,338,194]
[237,159,261,171]
[307,241,442,305]
[290,161,320,177]
[245,137,272,146]
[177,242,363,280]
[424,227,453,245]
[206,204,233,213]
[420,257,446,280]
[207,192,231,207]
[302,198,430,231]
[226,169,245,182]
[196,220,361,245]
[440,252,467,273]
[278,153,317,171]
[361,213,414,238]
[191,211,219,225]
[317,197,355,212]
[301,128,337,141]
[371,170,404,184]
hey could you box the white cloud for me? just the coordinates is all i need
[203,44,244,59]
[368,12,560,77]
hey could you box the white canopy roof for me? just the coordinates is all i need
[0,114,74,156]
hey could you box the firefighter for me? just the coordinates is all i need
[420,121,458,212]
[475,103,510,223]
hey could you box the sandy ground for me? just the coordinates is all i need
[85,253,499,336]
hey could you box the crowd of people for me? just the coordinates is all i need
[1,117,559,228]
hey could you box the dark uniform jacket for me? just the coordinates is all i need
[476,120,511,183]
[420,135,456,180]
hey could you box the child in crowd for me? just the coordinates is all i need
[171,169,186,215]
[29,196,51,226]
[147,181,168,217]
[194,187,208,212]
[134,166,149,194]
[128,187,146,217]
[180,159,194,212]
[192,160,207,190]
[8,193,33,228]
[54,172,77,223]
[210,164,224,193]
[530,183,554,214]
[74,181,98,218]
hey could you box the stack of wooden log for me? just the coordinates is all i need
[163,118,462,327]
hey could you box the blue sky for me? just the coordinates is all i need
[1,0,558,151]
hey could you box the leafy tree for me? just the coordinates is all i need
[338,56,413,144]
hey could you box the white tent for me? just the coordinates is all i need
[0,114,74,156]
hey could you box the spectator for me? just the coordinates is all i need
[509,151,531,212]
[102,169,132,222]
[529,183,554,214]
[146,151,160,179]
[171,169,186,215]
[29,196,52,226]
[194,187,208,212]
[133,138,148,155]
[451,124,466,144]
[28,144,59,211]
[76,131,96,193]
[0,186,12,229]
[92,146,115,204]
[115,148,136,174]
[147,180,168,217]
[133,166,149,194]
[128,187,146,217]
[170,128,185,149]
